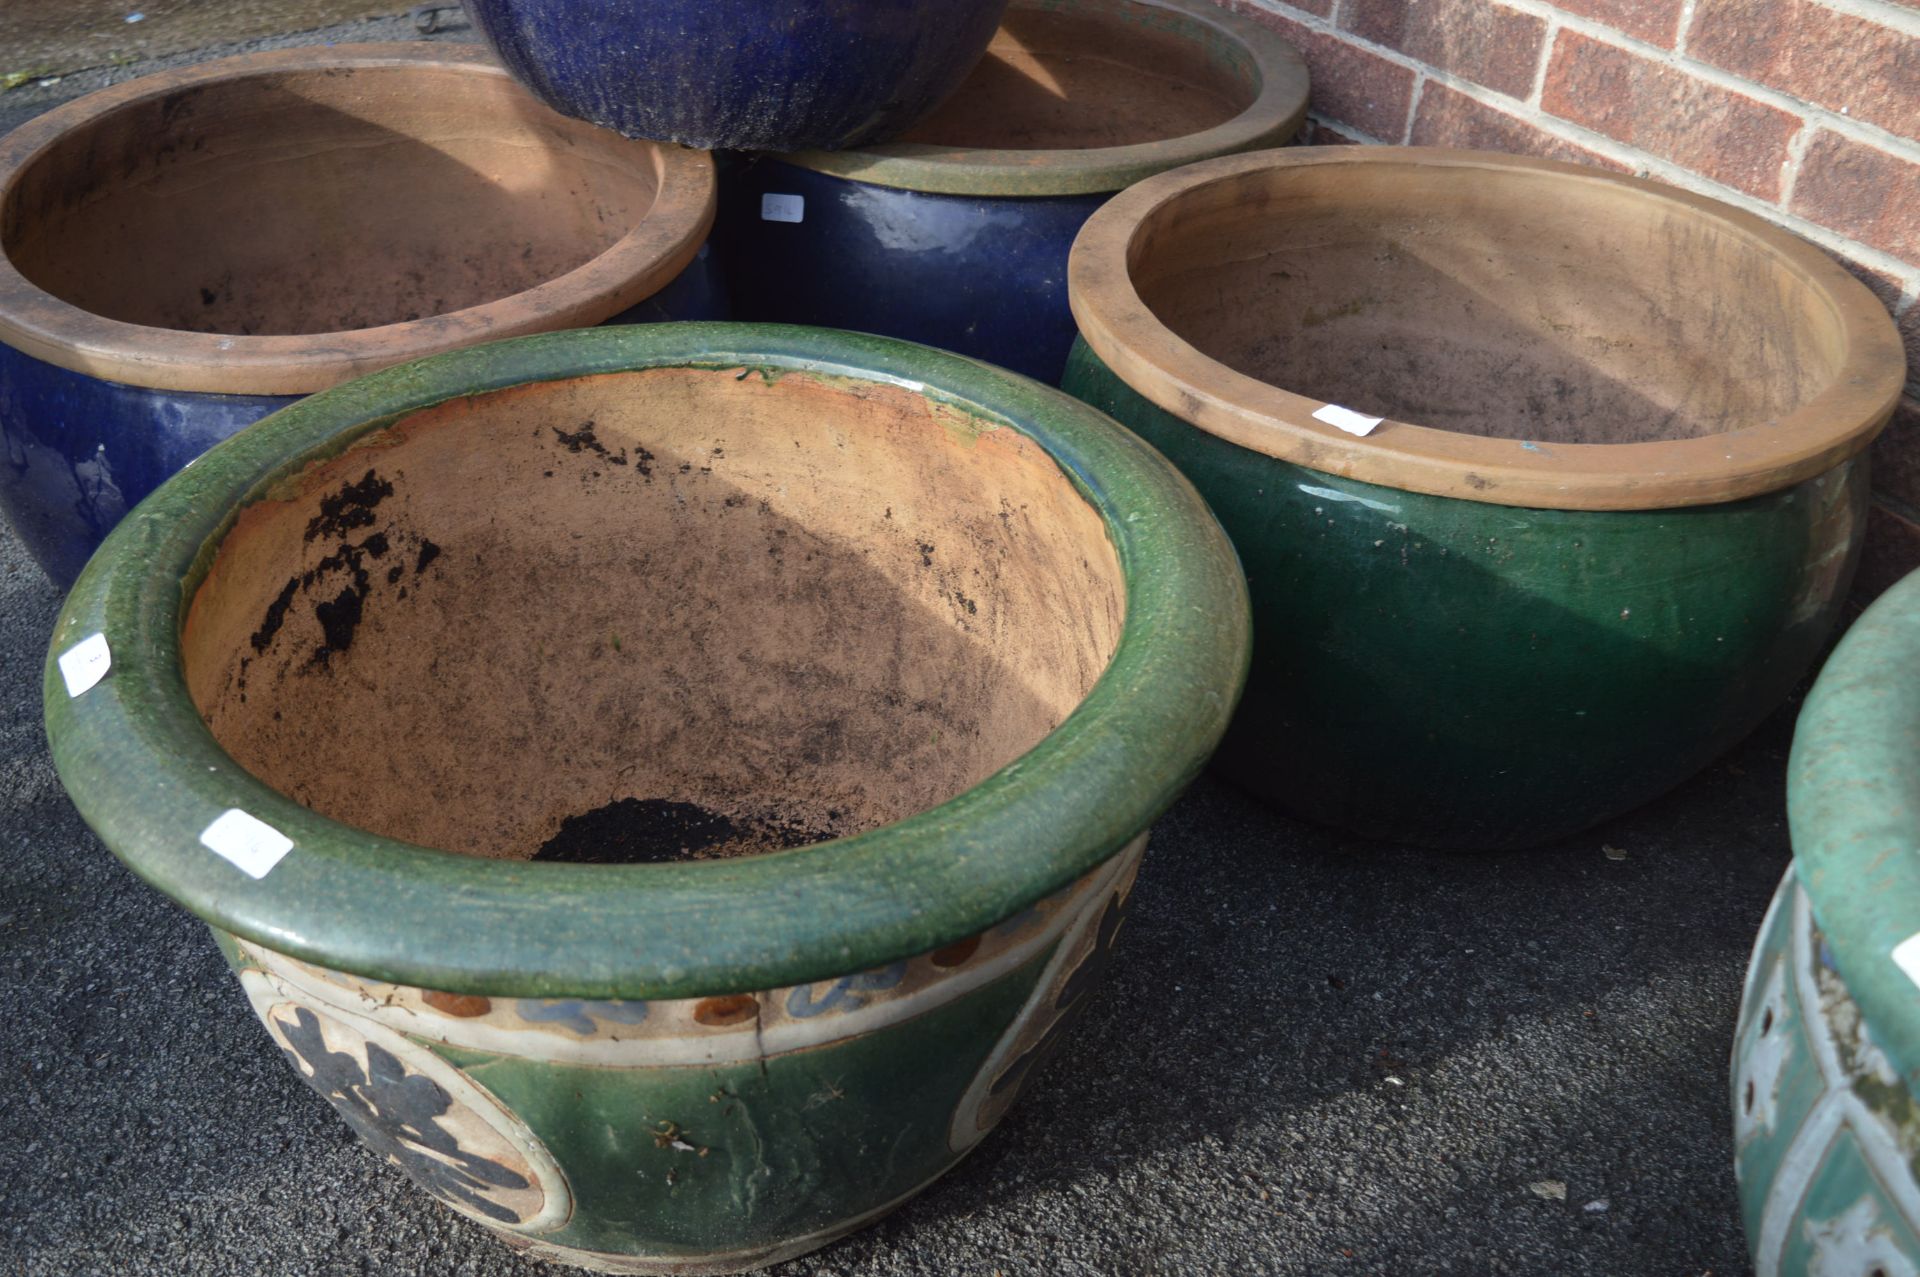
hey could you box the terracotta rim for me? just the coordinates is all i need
[781,0,1308,197]
[1068,147,1908,511]
[43,324,1251,1000]
[0,44,717,397]
[1787,568,1920,1085]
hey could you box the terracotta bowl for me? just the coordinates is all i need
[43,324,1249,1273]
[1733,568,1920,1275]
[718,0,1307,381]
[1065,146,1907,849]
[0,44,717,587]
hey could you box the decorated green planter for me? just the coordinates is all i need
[42,324,1248,1273]
[1064,147,1907,849]
[1733,569,1920,1276]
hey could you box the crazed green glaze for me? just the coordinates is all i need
[43,323,1247,1271]
[1064,338,1864,849]
[43,323,1248,997]
[211,833,1134,1271]
[1730,570,1920,1275]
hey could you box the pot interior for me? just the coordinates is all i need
[2,65,664,337]
[897,0,1256,151]
[1131,162,1850,445]
[181,367,1126,864]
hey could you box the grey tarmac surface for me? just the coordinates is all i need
[2,16,1770,1274]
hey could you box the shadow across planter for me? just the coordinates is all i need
[718,0,1306,383]
[42,323,1249,1273]
[0,44,719,588]
[1064,147,1907,850]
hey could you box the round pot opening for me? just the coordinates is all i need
[4,65,664,338]
[895,0,1258,152]
[180,366,1127,865]
[1129,159,1854,448]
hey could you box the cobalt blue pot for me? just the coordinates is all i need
[716,0,1307,384]
[0,44,719,589]
[463,0,1011,152]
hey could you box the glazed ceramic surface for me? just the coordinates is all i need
[1733,569,1920,1276]
[44,323,1249,1271]
[0,45,718,588]
[717,0,1306,383]
[462,0,1011,151]
[1064,147,1907,848]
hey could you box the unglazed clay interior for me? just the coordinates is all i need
[1132,163,1848,444]
[898,0,1254,150]
[2,66,661,335]
[181,367,1126,863]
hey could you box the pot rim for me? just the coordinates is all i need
[1067,146,1908,511]
[775,0,1308,198]
[1788,568,1920,1090]
[43,322,1251,1001]
[0,44,716,398]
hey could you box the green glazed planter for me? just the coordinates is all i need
[42,323,1249,1273]
[1064,147,1907,849]
[1733,570,1920,1276]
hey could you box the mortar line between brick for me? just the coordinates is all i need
[1466,0,1920,158]
[1244,0,1920,169]
[1673,0,1699,54]
[1806,0,1920,39]
[1403,73,1427,145]
[1308,110,1389,145]
[1527,18,1557,107]
[1779,121,1818,208]
[1366,63,1920,284]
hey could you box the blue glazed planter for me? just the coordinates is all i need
[716,0,1307,384]
[463,0,1011,152]
[0,45,718,588]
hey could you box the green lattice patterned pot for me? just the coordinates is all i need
[42,324,1249,1273]
[1734,568,1920,1276]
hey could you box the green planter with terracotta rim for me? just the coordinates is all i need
[1064,146,1907,850]
[43,323,1249,1273]
[1732,568,1920,1275]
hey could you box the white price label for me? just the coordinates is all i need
[58,633,112,697]
[200,809,294,879]
[1894,932,1920,990]
[760,193,805,224]
[1312,403,1385,437]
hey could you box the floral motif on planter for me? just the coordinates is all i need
[950,847,1139,1150]
[1733,873,1920,1276]
[45,326,1249,1273]
[240,969,572,1234]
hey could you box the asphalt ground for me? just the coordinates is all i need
[1,16,1773,1275]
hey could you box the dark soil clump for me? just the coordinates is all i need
[533,798,840,865]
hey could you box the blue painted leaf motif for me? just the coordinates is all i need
[273,1006,529,1223]
[785,961,909,1019]
[514,999,651,1037]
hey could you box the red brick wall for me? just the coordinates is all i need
[1216,0,1920,599]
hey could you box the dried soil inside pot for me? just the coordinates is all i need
[2,64,662,336]
[180,367,1126,863]
[897,0,1255,151]
[1130,163,1848,445]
